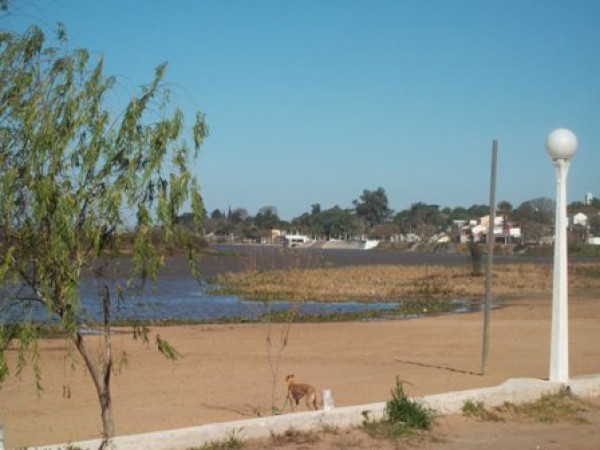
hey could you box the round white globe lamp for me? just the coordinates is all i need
[546,128,578,161]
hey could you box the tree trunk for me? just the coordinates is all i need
[73,285,115,449]
[74,332,115,448]
[98,359,114,450]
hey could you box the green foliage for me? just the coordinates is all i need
[0,323,44,391]
[363,377,435,439]
[0,25,207,442]
[462,399,483,416]
[462,400,503,421]
[384,377,434,429]
[155,334,181,360]
[0,23,206,376]
[393,202,446,237]
[188,430,244,450]
[291,205,357,239]
[353,187,391,229]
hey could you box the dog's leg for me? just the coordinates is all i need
[306,393,317,410]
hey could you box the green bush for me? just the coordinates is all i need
[385,377,435,430]
[363,377,435,439]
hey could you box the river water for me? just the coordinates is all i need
[1,275,472,324]
[1,276,410,323]
[77,277,407,322]
[2,245,492,324]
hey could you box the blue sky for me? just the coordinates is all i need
[3,0,599,220]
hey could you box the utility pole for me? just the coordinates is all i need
[482,140,498,375]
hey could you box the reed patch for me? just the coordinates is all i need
[210,262,600,303]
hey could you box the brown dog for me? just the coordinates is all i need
[285,374,318,411]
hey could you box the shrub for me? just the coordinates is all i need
[363,377,435,439]
[385,377,435,429]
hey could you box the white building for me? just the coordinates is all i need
[460,215,521,244]
[283,233,314,247]
[572,212,588,227]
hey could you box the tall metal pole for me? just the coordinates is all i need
[482,140,498,375]
[550,158,570,382]
[545,127,577,383]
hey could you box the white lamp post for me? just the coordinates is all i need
[545,128,578,383]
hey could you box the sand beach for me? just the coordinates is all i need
[1,247,599,448]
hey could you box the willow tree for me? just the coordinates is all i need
[0,26,207,447]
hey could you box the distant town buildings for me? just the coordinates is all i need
[460,215,521,244]
[203,192,599,248]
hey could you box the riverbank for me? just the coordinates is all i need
[2,246,600,448]
[2,291,600,448]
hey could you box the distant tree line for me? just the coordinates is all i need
[199,187,600,245]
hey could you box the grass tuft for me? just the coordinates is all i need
[187,429,244,450]
[462,388,592,424]
[519,388,589,423]
[363,377,436,439]
[462,400,504,421]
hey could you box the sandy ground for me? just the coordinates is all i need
[1,249,600,449]
[1,294,600,449]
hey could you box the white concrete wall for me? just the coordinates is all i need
[30,375,600,450]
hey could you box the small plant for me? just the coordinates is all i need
[263,303,296,415]
[385,377,435,429]
[363,377,435,439]
[188,429,244,450]
[462,400,503,421]
[461,399,482,416]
